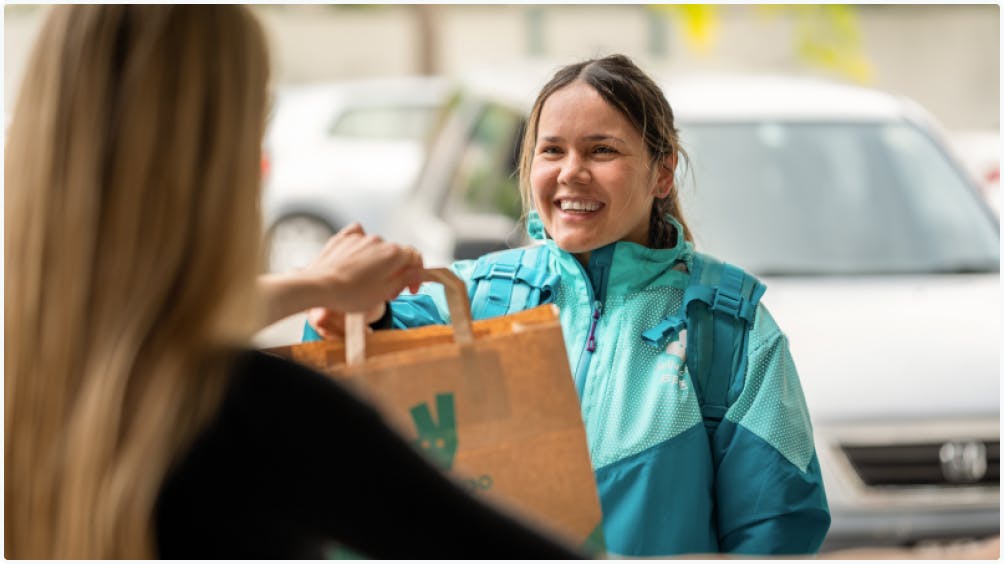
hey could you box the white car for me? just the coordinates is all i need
[948,130,1000,217]
[386,70,1000,550]
[261,76,451,273]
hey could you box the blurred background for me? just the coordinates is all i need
[6,5,1000,126]
[4,3,1000,556]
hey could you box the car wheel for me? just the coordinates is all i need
[266,215,335,273]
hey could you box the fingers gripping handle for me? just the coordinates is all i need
[344,268,474,366]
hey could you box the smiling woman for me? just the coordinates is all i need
[530,81,675,261]
[306,54,832,558]
[520,55,694,262]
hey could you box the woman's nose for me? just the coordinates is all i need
[557,153,590,185]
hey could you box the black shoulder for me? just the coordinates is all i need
[224,349,382,429]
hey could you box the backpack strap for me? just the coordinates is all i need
[641,253,766,434]
[468,245,560,320]
[684,253,766,433]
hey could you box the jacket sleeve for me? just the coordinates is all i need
[710,304,831,555]
[301,259,480,342]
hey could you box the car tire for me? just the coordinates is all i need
[265,214,336,273]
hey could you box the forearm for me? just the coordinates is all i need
[258,272,327,328]
[261,223,424,331]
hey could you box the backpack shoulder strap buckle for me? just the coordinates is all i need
[711,288,742,318]
[486,262,519,280]
[469,245,559,320]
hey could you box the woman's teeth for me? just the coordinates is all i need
[559,200,602,212]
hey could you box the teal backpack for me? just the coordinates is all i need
[467,245,766,435]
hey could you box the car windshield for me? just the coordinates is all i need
[265,86,441,148]
[676,121,1000,275]
[329,106,440,141]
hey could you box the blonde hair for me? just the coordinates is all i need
[5,5,270,558]
[518,54,694,248]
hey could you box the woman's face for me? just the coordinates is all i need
[530,81,671,263]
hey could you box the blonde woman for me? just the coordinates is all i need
[4,5,580,559]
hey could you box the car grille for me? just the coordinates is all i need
[842,441,1000,487]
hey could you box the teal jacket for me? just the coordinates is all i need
[304,216,830,557]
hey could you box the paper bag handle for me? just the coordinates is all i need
[345,268,474,366]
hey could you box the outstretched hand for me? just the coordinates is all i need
[300,223,422,339]
[258,223,423,330]
[301,223,423,311]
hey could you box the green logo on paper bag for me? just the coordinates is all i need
[410,393,458,471]
[410,393,493,493]
[582,522,607,557]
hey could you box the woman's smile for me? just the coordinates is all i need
[531,81,666,256]
[556,198,605,214]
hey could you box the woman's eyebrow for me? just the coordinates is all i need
[538,134,626,143]
[583,134,626,144]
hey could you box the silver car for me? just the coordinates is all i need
[261,76,451,273]
[386,70,1000,550]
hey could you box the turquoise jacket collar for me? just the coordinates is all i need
[525,210,695,297]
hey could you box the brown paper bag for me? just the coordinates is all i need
[266,268,604,554]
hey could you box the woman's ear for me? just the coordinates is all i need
[652,152,677,199]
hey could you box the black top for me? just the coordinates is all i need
[154,350,582,559]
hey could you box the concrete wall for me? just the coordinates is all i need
[4,4,999,130]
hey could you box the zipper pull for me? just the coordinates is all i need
[586,301,603,352]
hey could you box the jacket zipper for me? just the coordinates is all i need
[585,301,603,353]
[572,246,613,398]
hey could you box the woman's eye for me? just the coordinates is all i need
[539,145,562,155]
[594,145,617,154]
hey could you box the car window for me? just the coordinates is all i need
[443,104,525,222]
[677,122,999,275]
[328,106,440,141]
